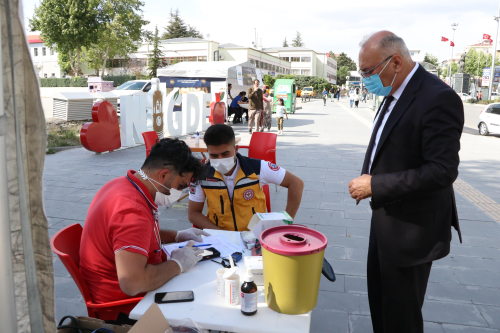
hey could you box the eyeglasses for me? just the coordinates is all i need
[358,55,394,80]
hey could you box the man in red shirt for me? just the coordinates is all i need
[79,138,209,323]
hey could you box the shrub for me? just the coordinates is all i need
[103,75,137,87]
[39,77,87,87]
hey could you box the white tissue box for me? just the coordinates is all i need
[244,256,264,285]
[247,211,293,238]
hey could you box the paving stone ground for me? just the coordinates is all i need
[45,96,500,332]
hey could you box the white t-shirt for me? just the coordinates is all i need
[189,160,286,203]
[276,105,286,117]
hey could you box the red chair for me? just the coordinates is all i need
[239,132,278,192]
[142,131,159,157]
[50,224,142,319]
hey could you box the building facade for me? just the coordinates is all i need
[27,35,61,78]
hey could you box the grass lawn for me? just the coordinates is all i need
[46,122,85,153]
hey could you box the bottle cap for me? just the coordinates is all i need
[244,269,254,282]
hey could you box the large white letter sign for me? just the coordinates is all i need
[163,89,183,137]
[120,94,147,147]
[192,92,212,132]
[182,93,200,134]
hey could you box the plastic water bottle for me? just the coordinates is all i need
[195,131,200,144]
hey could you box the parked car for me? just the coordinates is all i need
[478,103,500,136]
[457,92,473,102]
[113,80,152,111]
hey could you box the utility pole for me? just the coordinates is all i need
[488,1,500,100]
[447,23,458,87]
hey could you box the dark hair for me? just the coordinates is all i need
[204,124,235,146]
[253,79,260,84]
[141,138,202,179]
[228,83,232,87]
[279,99,284,105]
[239,91,246,97]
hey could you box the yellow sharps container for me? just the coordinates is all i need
[259,225,328,314]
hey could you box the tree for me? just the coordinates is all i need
[445,62,459,78]
[291,31,304,47]
[84,0,148,76]
[336,66,350,86]
[57,52,72,75]
[283,38,288,47]
[30,0,103,76]
[328,51,337,60]
[147,26,164,78]
[336,52,357,71]
[161,8,202,40]
[423,53,439,67]
[463,48,500,77]
[263,74,276,88]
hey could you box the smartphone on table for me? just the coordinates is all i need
[155,291,194,304]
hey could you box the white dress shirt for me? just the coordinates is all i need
[368,62,419,173]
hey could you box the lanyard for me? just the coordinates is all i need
[126,175,163,253]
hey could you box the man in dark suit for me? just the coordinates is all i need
[348,31,463,333]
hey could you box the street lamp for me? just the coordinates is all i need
[447,23,458,88]
[488,2,500,100]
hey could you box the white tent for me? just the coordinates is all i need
[157,60,255,79]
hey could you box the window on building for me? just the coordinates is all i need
[280,57,289,61]
[51,73,55,77]
[291,57,300,62]
[292,69,300,75]
[44,73,47,78]
[410,52,415,56]
[255,60,260,68]
[34,48,38,56]
[42,47,46,56]
[301,69,310,75]
[250,59,255,65]
[198,56,207,62]
[301,57,311,62]
[50,49,54,55]
[272,65,276,71]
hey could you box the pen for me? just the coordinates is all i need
[356,200,360,205]
[179,243,212,248]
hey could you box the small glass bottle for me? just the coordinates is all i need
[241,269,258,316]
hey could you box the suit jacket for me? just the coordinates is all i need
[368,65,463,267]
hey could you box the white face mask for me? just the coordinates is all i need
[137,169,183,207]
[211,156,236,175]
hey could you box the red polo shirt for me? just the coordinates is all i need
[79,170,166,321]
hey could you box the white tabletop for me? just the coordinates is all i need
[129,230,311,333]
[239,103,249,109]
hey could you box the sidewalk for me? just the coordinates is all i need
[45,96,500,332]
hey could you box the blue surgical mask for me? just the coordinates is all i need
[362,58,397,96]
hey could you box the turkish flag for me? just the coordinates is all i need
[490,39,494,45]
[441,37,449,41]
[450,41,455,47]
[484,33,492,40]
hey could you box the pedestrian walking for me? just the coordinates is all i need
[330,86,335,102]
[349,31,463,333]
[479,91,482,101]
[354,88,360,108]
[337,89,341,101]
[247,79,263,134]
[362,88,367,103]
[349,88,355,107]
[262,85,273,132]
[274,98,288,135]
[322,88,328,106]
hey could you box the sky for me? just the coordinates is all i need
[22,0,500,65]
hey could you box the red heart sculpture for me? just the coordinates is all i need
[80,100,121,153]
[209,93,226,125]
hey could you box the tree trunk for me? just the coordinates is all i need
[68,50,77,76]
[101,45,109,77]
[76,47,81,76]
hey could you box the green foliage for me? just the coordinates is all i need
[30,0,103,75]
[39,77,88,87]
[336,52,357,71]
[463,49,500,77]
[423,53,439,67]
[148,26,164,78]
[263,74,276,88]
[445,62,459,77]
[47,126,82,148]
[84,0,148,76]
[58,52,72,75]
[336,66,351,86]
[103,74,137,86]
[283,38,288,47]
[328,51,337,60]
[161,8,202,39]
[291,31,304,47]
[274,74,330,94]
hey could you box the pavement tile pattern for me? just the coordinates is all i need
[45,97,500,332]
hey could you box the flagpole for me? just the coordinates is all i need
[489,2,500,99]
[448,24,458,87]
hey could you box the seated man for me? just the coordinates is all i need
[188,124,304,230]
[229,91,248,123]
[79,138,209,323]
